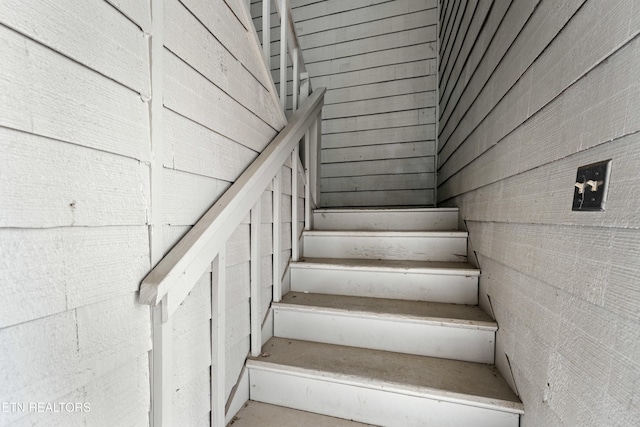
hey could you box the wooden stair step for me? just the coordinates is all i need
[313,207,459,231]
[290,257,479,304]
[229,401,376,426]
[302,230,468,262]
[273,292,496,362]
[248,338,523,427]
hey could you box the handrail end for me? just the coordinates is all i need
[139,279,161,306]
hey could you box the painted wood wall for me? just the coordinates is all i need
[0,0,286,425]
[252,0,439,207]
[438,0,640,425]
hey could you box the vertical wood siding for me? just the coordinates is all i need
[438,0,640,425]
[0,0,284,425]
[253,0,438,207]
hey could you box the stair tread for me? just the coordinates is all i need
[293,257,480,275]
[276,292,495,329]
[314,207,458,213]
[304,230,466,237]
[250,337,523,413]
[230,401,376,427]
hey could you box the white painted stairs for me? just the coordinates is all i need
[246,208,523,426]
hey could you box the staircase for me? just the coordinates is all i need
[246,208,523,426]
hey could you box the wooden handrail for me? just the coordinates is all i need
[139,87,325,310]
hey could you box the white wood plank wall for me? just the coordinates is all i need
[251,0,438,207]
[438,0,640,426]
[0,0,285,425]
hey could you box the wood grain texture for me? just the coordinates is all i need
[165,0,282,128]
[321,173,435,193]
[162,169,230,226]
[323,109,435,134]
[324,91,435,120]
[439,0,587,169]
[439,0,538,149]
[322,141,435,163]
[439,0,511,126]
[0,25,150,161]
[439,0,640,425]
[299,8,437,49]
[294,0,436,35]
[325,76,436,105]
[0,0,150,96]
[163,109,258,181]
[323,125,435,149]
[0,294,151,423]
[306,43,436,78]
[0,128,149,228]
[321,189,435,207]
[281,0,438,206]
[323,157,435,178]
[439,0,492,107]
[312,59,436,90]
[183,0,272,90]
[105,0,151,31]
[0,226,150,329]
[303,26,436,64]
[164,50,277,152]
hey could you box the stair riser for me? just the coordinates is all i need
[249,368,520,427]
[303,235,467,262]
[313,210,458,231]
[273,309,495,363]
[290,267,479,305]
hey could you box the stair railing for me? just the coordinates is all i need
[139,86,324,426]
[259,0,311,112]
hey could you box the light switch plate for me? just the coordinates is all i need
[572,160,611,211]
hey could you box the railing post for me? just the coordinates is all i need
[250,202,262,357]
[291,147,299,262]
[272,170,282,302]
[304,128,312,230]
[152,301,172,427]
[299,72,310,104]
[279,0,288,110]
[211,250,226,427]
[309,111,322,208]
[262,0,271,67]
[292,48,299,111]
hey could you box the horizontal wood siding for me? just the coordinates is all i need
[285,0,438,206]
[0,0,283,425]
[438,0,640,425]
[163,0,284,421]
[0,1,152,423]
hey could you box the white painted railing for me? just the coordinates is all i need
[140,85,324,426]
[260,0,311,112]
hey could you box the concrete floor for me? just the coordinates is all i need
[228,401,377,426]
